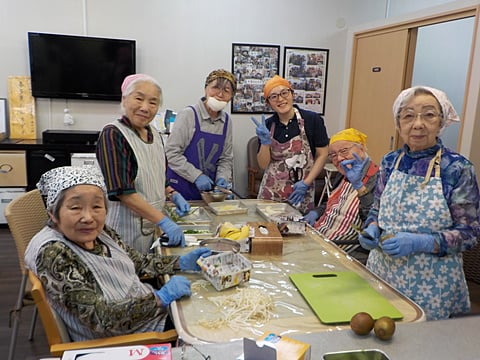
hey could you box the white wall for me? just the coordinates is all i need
[0,0,463,196]
[1,0,390,196]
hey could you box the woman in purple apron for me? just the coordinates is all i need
[359,86,480,320]
[166,69,237,200]
[251,75,329,213]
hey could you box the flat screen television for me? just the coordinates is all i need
[27,32,136,101]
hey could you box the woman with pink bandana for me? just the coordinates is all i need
[96,74,189,253]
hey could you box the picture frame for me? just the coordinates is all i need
[283,47,329,115]
[231,43,280,114]
[0,98,7,140]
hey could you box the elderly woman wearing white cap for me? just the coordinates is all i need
[359,86,480,320]
[24,166,211,341]
[96,74,190,252]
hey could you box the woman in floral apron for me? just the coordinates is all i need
[251,75,329,213]
[359,86,480,320]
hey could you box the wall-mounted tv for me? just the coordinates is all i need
[28,32,136,101]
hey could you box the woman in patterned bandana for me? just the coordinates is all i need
[24,166,211,341]
[359,86,480,320]
[165,69,237,200]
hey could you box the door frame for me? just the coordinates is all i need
[346,6,479,153]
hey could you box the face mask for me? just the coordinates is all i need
[206,97,228,112]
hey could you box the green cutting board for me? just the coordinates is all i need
[289,271,403,324]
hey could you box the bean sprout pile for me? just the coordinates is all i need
[197,288,274,330]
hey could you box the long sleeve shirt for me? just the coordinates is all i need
[27,225,179,339]
[366,139,480,256]
[165,98,233,183]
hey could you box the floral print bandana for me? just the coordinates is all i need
[37,166,106,209]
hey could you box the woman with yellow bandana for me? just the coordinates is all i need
[303,128,379,262]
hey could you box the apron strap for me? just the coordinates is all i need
[395,149,442,188]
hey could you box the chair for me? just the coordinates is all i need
[464,243,480,285]
[28,271,178,357]
[5,189,49,360]
[317,162,339,206]
[247,136,264,198]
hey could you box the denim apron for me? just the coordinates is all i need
[257,108,315,213]
[367,149,470,319]
[167,106,229,200]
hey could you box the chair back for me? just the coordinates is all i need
[5,189,48,274]
[247,136,264,197]
[29,270,178,356]
[29,271,71,346]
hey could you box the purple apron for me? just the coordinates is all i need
[167,106,229,200]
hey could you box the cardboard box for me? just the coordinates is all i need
[197,251,252,291]
[61,343,171,360]
[0,188,25,224]
[241,332,311,360]
[248,222,283,255]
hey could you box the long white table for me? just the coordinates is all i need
[165,199,424,345]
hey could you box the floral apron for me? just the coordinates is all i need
[367,149,470,320]
[257,108,315,213]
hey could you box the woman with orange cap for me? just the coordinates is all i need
[251,75,329,212]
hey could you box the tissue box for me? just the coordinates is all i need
[197,252,252,291]
[61,343,171,360]
[241,332,311,360]
[248,222,283,255]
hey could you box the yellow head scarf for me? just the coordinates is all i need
[329,128,367,146]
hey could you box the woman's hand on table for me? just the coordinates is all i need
[157,217,185,247]
[156,276,191,306]
[180,247,212,271]
[172,192,190,216]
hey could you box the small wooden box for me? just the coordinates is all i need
[248,221,283,255]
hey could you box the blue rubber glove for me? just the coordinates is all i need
[215,177,232,190]
[194,174,214,192]
[180,247,212,271]
[382,232,435,258]
[288,180,308,206]
[250,115,271,145]
[156,276,191,307]
[157,217,185,247]
[358,223,380,250]
[340,153,369,190]
[171,192,190,217]
[302,210,320,226]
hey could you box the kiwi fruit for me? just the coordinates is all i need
[374,316,396,340]
[350,312,375,335]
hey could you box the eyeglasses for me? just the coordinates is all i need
[399,110,441,124]
[267,88,292,102]
[210,84,232,96]
[328,144,356,161]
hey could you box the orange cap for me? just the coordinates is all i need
[263,75,291,99]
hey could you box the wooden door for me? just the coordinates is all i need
[347,29,414,164]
